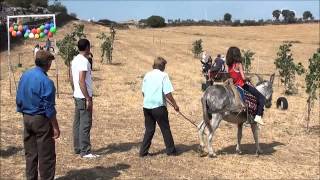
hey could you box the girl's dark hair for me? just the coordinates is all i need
[78,39,90,51]
[226,47,242,66]
[152,56,167,71]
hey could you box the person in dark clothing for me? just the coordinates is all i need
[45,38,52,51]
[211,54,225,72]
[16,50,60,180]
[140,57,180,157]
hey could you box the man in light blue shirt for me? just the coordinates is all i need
[140,57,179,157]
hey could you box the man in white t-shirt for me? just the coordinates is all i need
[71,39,99,158]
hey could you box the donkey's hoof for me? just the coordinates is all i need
[199,151,208,157]
[255,149,263,156]
[208,153,217,158]
[236,149,243,155]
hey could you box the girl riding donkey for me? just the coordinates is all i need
[226,47,266,125]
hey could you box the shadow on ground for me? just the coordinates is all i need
[93,142,140,155]
[149,143,199,156]
[56,163,130,180]
[216,141,285,155]
[0,146,23,158]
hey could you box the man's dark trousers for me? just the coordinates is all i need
[140,106,176,156]
[23,114,56,180]
[73,98,92,156]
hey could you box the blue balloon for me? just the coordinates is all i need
[45,23,50,30]
[50,23,54,28]
[23,25,28,31]
[26,29,31,33]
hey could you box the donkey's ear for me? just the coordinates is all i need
[256,74,263,82]
[270,73,275,84]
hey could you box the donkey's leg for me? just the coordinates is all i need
[197,120,208,157]
[207,113,222,158]
[236,123,243,154]
[251,123,263,155]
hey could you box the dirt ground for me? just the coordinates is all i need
[0,21,319,179]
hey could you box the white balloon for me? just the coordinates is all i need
[29,33,34,39]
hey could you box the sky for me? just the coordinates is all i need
[56,0,320,22]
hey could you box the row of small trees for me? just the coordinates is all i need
[192,40,319,128]
[96,26,116,64]
[56,23,115,84]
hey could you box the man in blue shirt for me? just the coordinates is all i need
[140,56,179,157]
[16,50,60,180]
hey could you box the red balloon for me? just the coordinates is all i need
[9,27,14,33]
[32,28,37,34]
[48,31,53,37]
[12,31,17,37]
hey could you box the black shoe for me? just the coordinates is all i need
[139,152,150,157]
[167,150,178,156]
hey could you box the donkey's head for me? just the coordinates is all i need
[255,73,275,108]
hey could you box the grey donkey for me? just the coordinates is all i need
[198,74,275,158]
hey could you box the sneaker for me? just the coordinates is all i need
[81,153,100,158]
[254,115,264,125]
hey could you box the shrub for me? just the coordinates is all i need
[305,50,320,129]
[274,42,305,94]
[146,15,166,28]
[192,39,203,58]
[241,49,255,73]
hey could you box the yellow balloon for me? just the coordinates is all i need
[35,34,40,39]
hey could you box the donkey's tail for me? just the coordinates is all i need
[201,96,213,133]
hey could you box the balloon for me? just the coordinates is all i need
[31,28,37,34]
[29,33,34,39]
[35,34,39,39]
[14,25,18,31]
[50,27,56,33]
[26,29,31,33]
[44,29,48,34]
[24,32,29,39]
[45,23,50,30]
[48,31,53,37]
[12,31,17,37]
[23,25,28,31]
[18,25,23,32]
[40,25,45,31]
[36,28,41,34]
[17,31,22,37]
[50,23,54,28]
[9,27,14,33]
[40,32,45,38]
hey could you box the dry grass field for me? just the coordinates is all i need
[1,21,319,179]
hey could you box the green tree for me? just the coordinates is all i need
[146,15,166,28]
[192,39,203,58]
[241,49,255,73]
[5,0,47,8]
[272,9,281,21]
[56,24,86,81]
[281,9,296,23]
[48,1,67,14]
[274,42,305,94]
[303,11,314,21]
[224,13,232,22]
[97,32,113,64]
[305,50,320,129]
